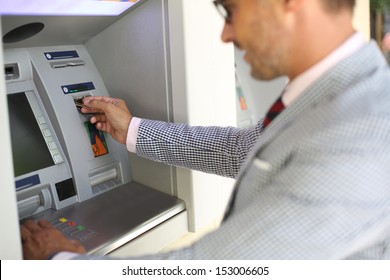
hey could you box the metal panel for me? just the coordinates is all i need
[85,0,176,196]
[32,181,185,255]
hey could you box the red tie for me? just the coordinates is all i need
[263,96,285,128]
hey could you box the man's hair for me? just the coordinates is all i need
[321,0,356,12]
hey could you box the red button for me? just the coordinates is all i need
[68,221,76,226]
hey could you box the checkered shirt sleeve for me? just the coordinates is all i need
[136,119,264,178]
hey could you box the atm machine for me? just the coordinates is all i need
[0,0,189,258]
[4,45,185,255]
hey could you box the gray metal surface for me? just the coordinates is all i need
[85,0,177,196]
[31,181,185,255]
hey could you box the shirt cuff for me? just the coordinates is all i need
[51,251,81,260]
[126,117,142,153]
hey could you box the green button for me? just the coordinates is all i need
[77,225,85,231]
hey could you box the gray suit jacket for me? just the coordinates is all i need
[81,41,390,259]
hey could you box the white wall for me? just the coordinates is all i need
[354,0,370,41]
[169,0,236,231]
[0,19,23,260]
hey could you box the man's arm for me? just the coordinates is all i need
[82,96,264,178]
[135,119,264,178]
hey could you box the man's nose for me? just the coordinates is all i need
[221,22,234,43]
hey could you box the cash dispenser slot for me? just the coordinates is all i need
[89,163,122,196]
[90,168,118,186]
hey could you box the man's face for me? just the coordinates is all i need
[221,0,289,80]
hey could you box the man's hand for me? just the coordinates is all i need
[81,96,132,144]
[20,220,86,260]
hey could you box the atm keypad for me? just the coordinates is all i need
[50,217,96,241]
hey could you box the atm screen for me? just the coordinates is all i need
[7,92,54,177]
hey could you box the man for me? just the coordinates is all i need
[21,0,390,259]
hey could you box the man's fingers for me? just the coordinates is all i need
[83,99,112,114]
[109,98,128,110]
[87,114,108,132]
[20,224,31,243]
[83,96,119,107]
[83,96,111,103]
[80,107,103,114]
[83,96,127,111]
[20,220,48,242]
[89,113,107,124]
[70,239,87,253]
[38,219,53,229]
[22,220,42,233]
